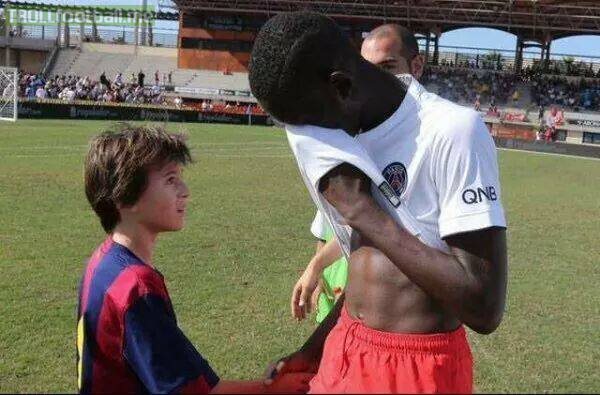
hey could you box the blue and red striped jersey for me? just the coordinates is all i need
[76,237,220,394]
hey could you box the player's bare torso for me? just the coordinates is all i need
[344,231,461,333]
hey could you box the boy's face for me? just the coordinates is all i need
[127,161,190,233]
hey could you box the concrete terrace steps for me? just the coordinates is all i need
[49,48,81,77]
[185,70,250,91]
[46,43,253,93]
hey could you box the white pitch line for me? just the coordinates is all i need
[497,147,600,161]
[208,154,292,159]
[0,141,287,152]
[0,150,293,159]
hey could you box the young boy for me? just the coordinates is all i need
[77,124,311,394]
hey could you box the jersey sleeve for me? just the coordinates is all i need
[431,110,507,238]
[310,210,330,241]
[123,294,220,394]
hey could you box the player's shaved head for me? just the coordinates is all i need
[361,24,423,78]
[249,12,362,127]
[249,11,406,133]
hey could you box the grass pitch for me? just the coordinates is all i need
[0,120,599,393]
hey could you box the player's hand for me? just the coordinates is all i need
[291,266,322,321]
[319,163,373,222]
[264,350,319,386]
[264,372,314,394]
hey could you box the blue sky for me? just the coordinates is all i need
[440,28,600,60]
[11,0,600,60]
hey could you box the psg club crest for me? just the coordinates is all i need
[382,162,408,197]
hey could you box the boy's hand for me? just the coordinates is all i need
[291,266,322,321]
[319,163,373,223]
[264,372,314,394]
[264,350,319,386]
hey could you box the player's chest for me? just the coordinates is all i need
[360,136,434,203]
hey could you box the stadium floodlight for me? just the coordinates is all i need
[0,67,18,122]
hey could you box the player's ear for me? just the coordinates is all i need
[329,71,354,101]
[410,55,425,80]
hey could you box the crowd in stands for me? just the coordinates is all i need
[13,58,600,114]
[522,61,600,79]
[420,64,600,111]
[421,68,519,106]
[16,71,169,105]
[14,69,268,114]
[528,75,600,111]
[190,100,266,115]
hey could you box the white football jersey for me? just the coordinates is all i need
[310,77,506,252]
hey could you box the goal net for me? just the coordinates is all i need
[0,67,18,122]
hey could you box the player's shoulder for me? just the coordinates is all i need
[419,95,490,149]
[100,245,166,308]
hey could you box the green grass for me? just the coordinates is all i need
[0,120,599,393]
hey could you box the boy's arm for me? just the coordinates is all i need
[123,293,220,394]
[291,238,343,320]
[268,294,345,382]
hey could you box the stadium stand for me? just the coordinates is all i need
[7,0,600,146]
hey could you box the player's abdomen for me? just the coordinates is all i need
[344,245,461,334]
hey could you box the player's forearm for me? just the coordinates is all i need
[308,239,343,274]
[300,293,345,360]
[347,202,504,334]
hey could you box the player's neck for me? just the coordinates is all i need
[111,222,157,266]
[358,73,406,134]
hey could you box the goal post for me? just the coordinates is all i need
[0,66,18,122]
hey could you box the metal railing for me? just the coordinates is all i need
[13,24,179,48]
[427,45,600,77]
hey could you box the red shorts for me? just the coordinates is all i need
[309,306,473,394]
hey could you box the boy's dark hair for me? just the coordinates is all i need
[248,11,357,123]
[84,123,191,233]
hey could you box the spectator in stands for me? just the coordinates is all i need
[486,104,500,117]
[59,86,76,101]
[543,105,563,142]
[25,85,35,98]
[115,72,124,87]
[100,72,110,88]
[512,90,520,102]
[473,94,481,111]
[138,70,145,87]
[174,97,182,109]
[35,85,47,99]
[536,129,544,141]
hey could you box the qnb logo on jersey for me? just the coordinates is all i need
[462,186,498,205]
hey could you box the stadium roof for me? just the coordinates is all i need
[173,0,600,42]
